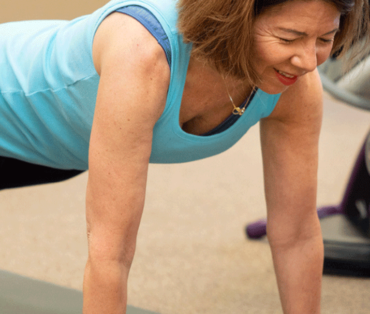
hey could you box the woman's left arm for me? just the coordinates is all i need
[260,69,324,314]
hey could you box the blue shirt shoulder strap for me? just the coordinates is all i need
[115,6,172,66]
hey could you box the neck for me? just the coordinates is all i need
[186,57,253,105]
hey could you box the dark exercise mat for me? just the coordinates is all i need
[321,215,370,277]
[0,270,159,314]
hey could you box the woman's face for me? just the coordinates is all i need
[252,0,341,94]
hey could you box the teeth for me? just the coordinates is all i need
[277,70,295,78]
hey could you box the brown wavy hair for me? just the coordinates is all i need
[177,0,370,84]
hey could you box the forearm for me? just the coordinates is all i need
[83,258,130,314]
[269,225,323,314]
[83,170,144,314]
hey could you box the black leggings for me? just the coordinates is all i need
[0,156,85,190]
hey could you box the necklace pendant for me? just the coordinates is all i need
[232,107,244,116]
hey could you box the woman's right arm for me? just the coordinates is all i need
[83,13,170,314]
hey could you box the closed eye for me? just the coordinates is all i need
[319,38,334,43]
[279,37,295,44]
[280,37,334,45]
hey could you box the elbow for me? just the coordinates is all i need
[87,229,137,272]
[89,244,137,274]
[267,222,324,265]
[266,215,323,250]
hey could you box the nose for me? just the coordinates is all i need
[290,42,317,73]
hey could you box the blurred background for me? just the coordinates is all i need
[1,1,370,313]
[1,0,106,22]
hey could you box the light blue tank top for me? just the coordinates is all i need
[0,0,280,170]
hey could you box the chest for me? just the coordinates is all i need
[179,76,253,136]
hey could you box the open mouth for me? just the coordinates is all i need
[274,69,298,86]
[276,69,296,78]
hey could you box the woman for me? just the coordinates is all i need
[0,0,368,313]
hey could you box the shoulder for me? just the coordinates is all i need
[90,12,170,134]
[92,11,170,117]
[267,69,323,124]
[92,12,169,78]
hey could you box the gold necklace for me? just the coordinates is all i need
[224,81,254,116]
